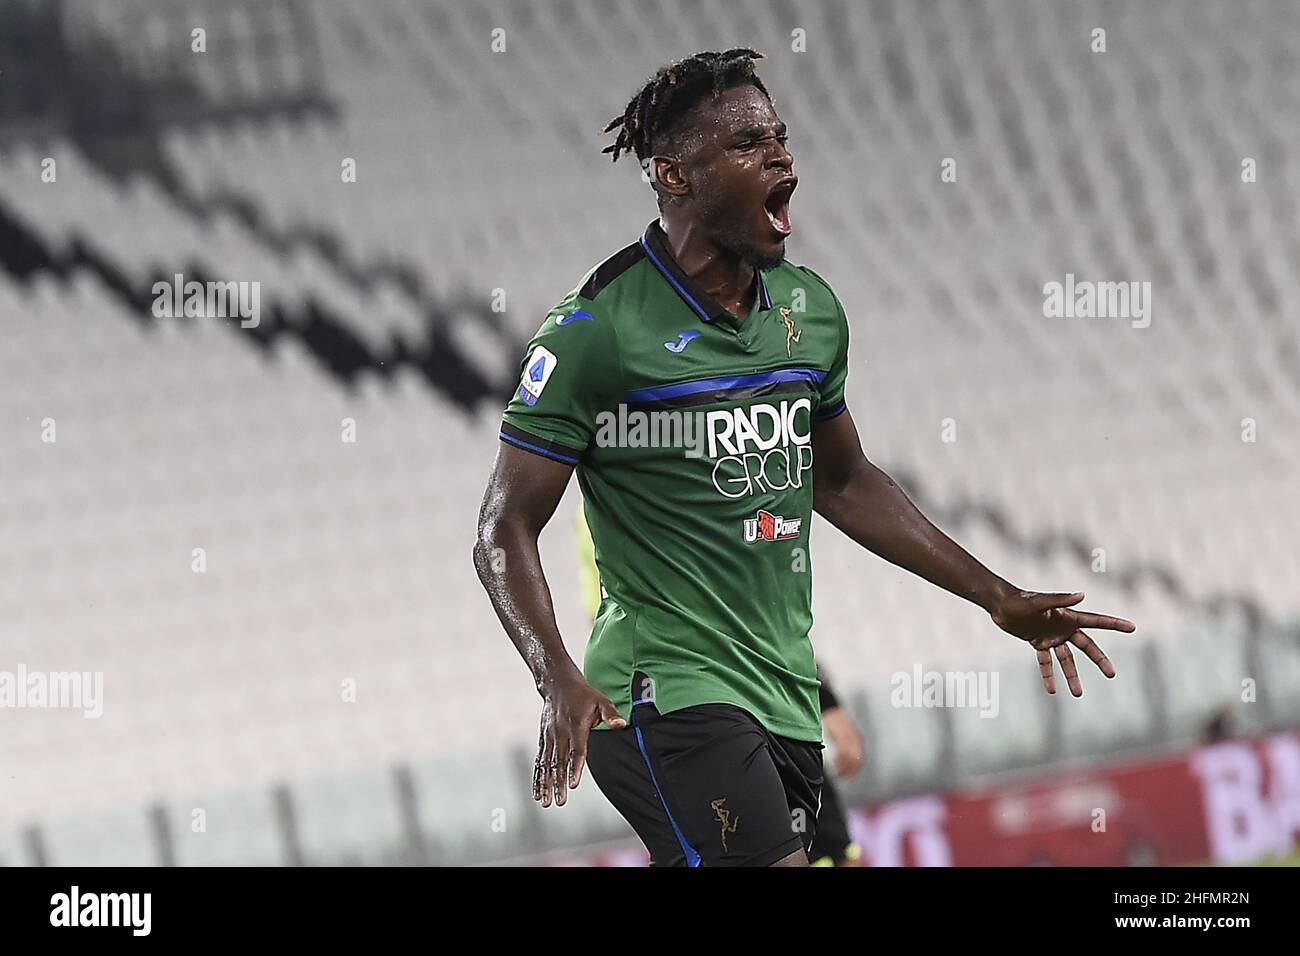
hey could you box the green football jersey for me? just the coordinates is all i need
[500,220,850,742]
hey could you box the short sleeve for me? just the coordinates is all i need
[802,267,850,421]
[499,295,620,465]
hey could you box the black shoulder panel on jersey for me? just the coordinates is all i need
[578,239,646,300]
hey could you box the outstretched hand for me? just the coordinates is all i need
[991,590,1136,697]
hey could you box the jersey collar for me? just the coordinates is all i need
[640,220,772,326]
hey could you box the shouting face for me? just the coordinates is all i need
[653,84,798,271]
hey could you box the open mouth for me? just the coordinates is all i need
[763,178,796,237]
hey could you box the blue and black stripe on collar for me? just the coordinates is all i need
[640,220,772,322]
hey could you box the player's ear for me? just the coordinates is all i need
[650,155,690,199]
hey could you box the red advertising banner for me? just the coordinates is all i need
[855,730,1300,866]
[555,730,1300,866]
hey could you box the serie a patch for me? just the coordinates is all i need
[518,345,558,406]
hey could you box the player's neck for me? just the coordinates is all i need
[659,217,757,320]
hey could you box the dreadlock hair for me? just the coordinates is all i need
[601,48,770,164]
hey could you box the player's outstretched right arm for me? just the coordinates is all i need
[473,443,627,809]
[811,408,1136,696]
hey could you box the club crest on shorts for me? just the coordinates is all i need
[711,798,739,852]
[743,509,802,542]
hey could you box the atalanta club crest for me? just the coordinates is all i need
[743,509,802,542]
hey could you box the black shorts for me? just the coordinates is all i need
[586,698,825,867]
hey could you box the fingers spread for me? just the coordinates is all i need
[1071,630,1117,678]
[1030,633,1071,652]
[1037,648,1057,694]
[1027,591,1085,613]
[1065,610,1137,633]
[1055,643,1083,697]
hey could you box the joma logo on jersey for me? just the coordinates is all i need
[743,510,802,542]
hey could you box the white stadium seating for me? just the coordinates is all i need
[0,0,1296,863]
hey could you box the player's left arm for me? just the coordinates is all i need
[811,408,1136,696]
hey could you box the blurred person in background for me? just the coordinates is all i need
[810,666,866,867]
